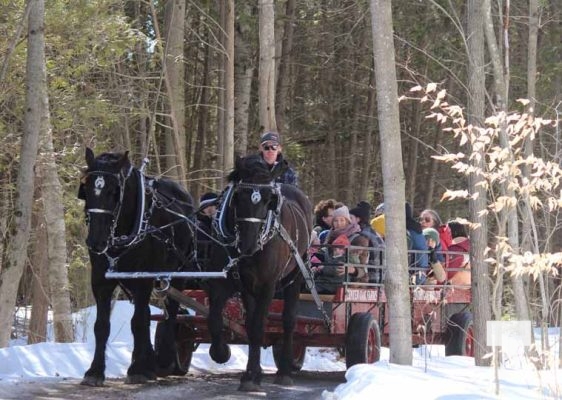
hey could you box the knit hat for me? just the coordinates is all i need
[423,227,440,246]
[199,192,218,209]
[332,205,351,223]
[332,234,350,247]
[260,131,281,145]
[374,202,385,217]
[349,201,371,224]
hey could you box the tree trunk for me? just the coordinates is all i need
[37,117,74,343]
[359,70,375,201]
[258,0,277,132]
[370,0,412,365]
[234,5,254,155]
[192,35,211,202]
[0,0,44,347]
[216,0,226,172]
[467,0,492,366]
[224,0,235,172]
[275,0,295,134]
[163,0,186,182]
[28,211,49,344]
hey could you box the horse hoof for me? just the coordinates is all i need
[125,374,149,384]
[156,363,175,378]
[209,343,231,364]
[274,375,294,386]
[238,381,264,392]
[80,376,104,387]
[144,370,157,381]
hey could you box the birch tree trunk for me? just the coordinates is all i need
[234,5,254,155]
[0,0,44,347]
[467,0,492,366]
[370,0,412,365]
[258,0,277,132]
[37,122,74,342]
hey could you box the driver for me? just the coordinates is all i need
[258,131,298,186]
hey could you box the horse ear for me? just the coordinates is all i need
[117,151,130,170]
[85,147,95,169]
[227,156,244,182]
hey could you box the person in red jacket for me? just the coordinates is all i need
[446,219,471,285]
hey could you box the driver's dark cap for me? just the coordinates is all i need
[260,131,281,145]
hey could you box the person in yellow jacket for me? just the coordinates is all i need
[370,202,385,238]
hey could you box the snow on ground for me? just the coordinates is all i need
[2,301,562,399]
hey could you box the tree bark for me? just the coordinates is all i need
[224,0,235,172]
[370,0,412,365]
[163,0,186,182]
[275,0,295,134]
[0,0,44,347]
[467,0,492,366]
[234,4,255,155]
[28,211,49,344]
[37,118,74,343]
[258,0,277,132]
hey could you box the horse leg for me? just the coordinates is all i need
[208,281,233,364]
[81,277,117,386]
[126,281,156,384]
[274,275,303,386]
[238,288,273,392]
[155,296,184,377]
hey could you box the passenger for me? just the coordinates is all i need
[370,202,386,239]
[349,201,385,248]
[312,199,337,235]
[419,209,453,261]
[324,205,361,245]
[196,192,219,262]
[422,228,446,284]
[406,203,429,284]
[446,220,471,285]
[349,201,385,283]
[309,230,326,265]
[258,131,298,186]
[313,234,364,294]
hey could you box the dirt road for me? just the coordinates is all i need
[1,371,346,400]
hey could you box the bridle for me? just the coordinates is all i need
[232,181,283,252]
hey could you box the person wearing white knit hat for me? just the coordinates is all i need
[324,205,361,245]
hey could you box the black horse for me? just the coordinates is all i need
[206,155,313,391]
[78,148,196,386]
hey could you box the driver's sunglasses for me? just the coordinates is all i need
[263,144,279,151]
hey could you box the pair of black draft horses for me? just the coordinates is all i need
[78,148,312,391]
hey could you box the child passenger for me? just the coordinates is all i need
[312,234,364,294]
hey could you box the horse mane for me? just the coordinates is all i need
[227,154,289,184]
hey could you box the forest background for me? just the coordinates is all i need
[0,0,561,367]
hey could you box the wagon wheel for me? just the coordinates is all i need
[445,312,474,357]
[272,341,306,372]
[154,321,195,376]
[175,322,196,372]
[345,312,381,369]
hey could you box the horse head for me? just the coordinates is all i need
[228,155,285,256]
[79,147,132,254]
